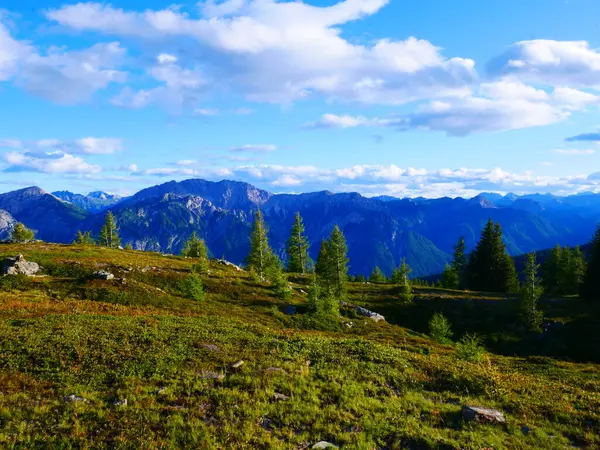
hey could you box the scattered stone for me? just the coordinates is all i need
[312,442,338,449]
[64,394,86,403]
[141,266,152,273]
[92,270,114,280]
[230,360,245,369]
[282,305,297,315]
[112,398,127,407]
[462,406,506,424]
[200,370,225,381]
[265,367,286,374]
[354,305,385,322]
[1,254,41,276]
[273,392,290,401]
[215,259,244,271]
[298,289,306,295]
[200,343,220,352]
[155,387,168,395]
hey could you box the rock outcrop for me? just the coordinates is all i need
[462,406,506,424]
[1,254,41,276]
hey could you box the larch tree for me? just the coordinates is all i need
[395,259,413,303]
[520,252,543,331]
[286,212,310,274]
[182,232,209,274]
[98,211,120,248]
[369,266,386,283]
[10,222,35,243]
[580,224,600,300]
[246,210,275,281]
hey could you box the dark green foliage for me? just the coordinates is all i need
[581,224,600,300]
[180,273,205,301]
[73,230,95,245]
[98,211,120,248]
[369,266,386,283]
[452,236,467,288]
[428,312,453,344]
[456,333,486,362]
[182,232,209,274]
[392,259,413,303]
[542,245,586,295]
[520,253,543,331]
[10,223,35,243]
[465,218,519,293]
[124,242,133,251]
[441,264,459,289]
[314,226,348,304]
[286,212,310,274]
[246,210,277,281]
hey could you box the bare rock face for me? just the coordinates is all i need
[0,209,16,241]
[462,406,506,424]
[1,254,41,276]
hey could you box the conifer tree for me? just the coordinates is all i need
[542,245,563,294]
[73,230,94,245]
[314,239,330,278]
[520,252,543,330]
[465,218,518,293]
[286,212,310,274]
[566,246,586,294]
[10,222,35,243]
[581,224,600,300]
[182,232,209,274]
[98,211,120,248]
[393,259,413,302]
[369,266,386,283]
[452,236,467,284]
[441,264,460,289]
[246,210,275,281]
[326,225,349,301]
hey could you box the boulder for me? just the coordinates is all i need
[230,360,245,369]
[273,392,290,401]
[215,259,244,271]
[461,406,506,424]
[64,394,86,403]
[93,270,114,280]
[1,254,40,276]
[354,305,385,322]
[312,442,338,449]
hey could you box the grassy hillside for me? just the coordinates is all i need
[0,244,598,449]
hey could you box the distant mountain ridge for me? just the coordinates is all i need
[53,190,124,213]
[1,179,599,277]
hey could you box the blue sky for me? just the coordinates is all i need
[2,0,600,197]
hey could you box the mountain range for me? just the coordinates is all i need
[0,179,598,277]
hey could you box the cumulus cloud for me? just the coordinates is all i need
[1,17,127,103]
[132,162,600,197]
[307,81,598,135]
[3,151,101,174]
[488,40,600,88]
[46,1,476,105]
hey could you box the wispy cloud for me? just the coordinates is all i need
[552,148,595,155]
[230,144,277,153]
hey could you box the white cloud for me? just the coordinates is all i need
[133,162,600,197]
[112,54,206,110]
[193,108,219,116]
[553,148,595,155]
[3,151,101,174]
[307,81,596,135]
[488,40,600,88]
[47,1,476,106]
[234,107,253,115]
[73,137,123,154]
[230,144,277,153]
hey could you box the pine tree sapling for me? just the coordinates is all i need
[74,230,95,246]
[456,333,486,362]
[428,312,453,344]
[369,266,386,283]
[98,212,120,248]
[182,232,209,274]
[246,210,276,281]
[286,212,310,274]
[10,223,35,243]
[394,259,413,303]
[327,225,349,301]
[181,273,205,301]
[452,236,468,287]
[520,253,543,331]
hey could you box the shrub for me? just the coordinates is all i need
[428,312,453,344]
[456,333,486,362]
[180,274,205,301]
[191,259,209,276]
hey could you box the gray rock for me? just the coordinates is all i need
[1,254,41,276]
[200,370,225,381]
[200,343,221,352]
[64,394,86,403]
[112,398,127,407]
[216,259,244,271]
[230,360,245,369]
[93,270,114,280]
[354,305,385,322]
[462,406,506,424]
[273,392,290,401]
[0,209,16,241]
[312,442,338,449]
